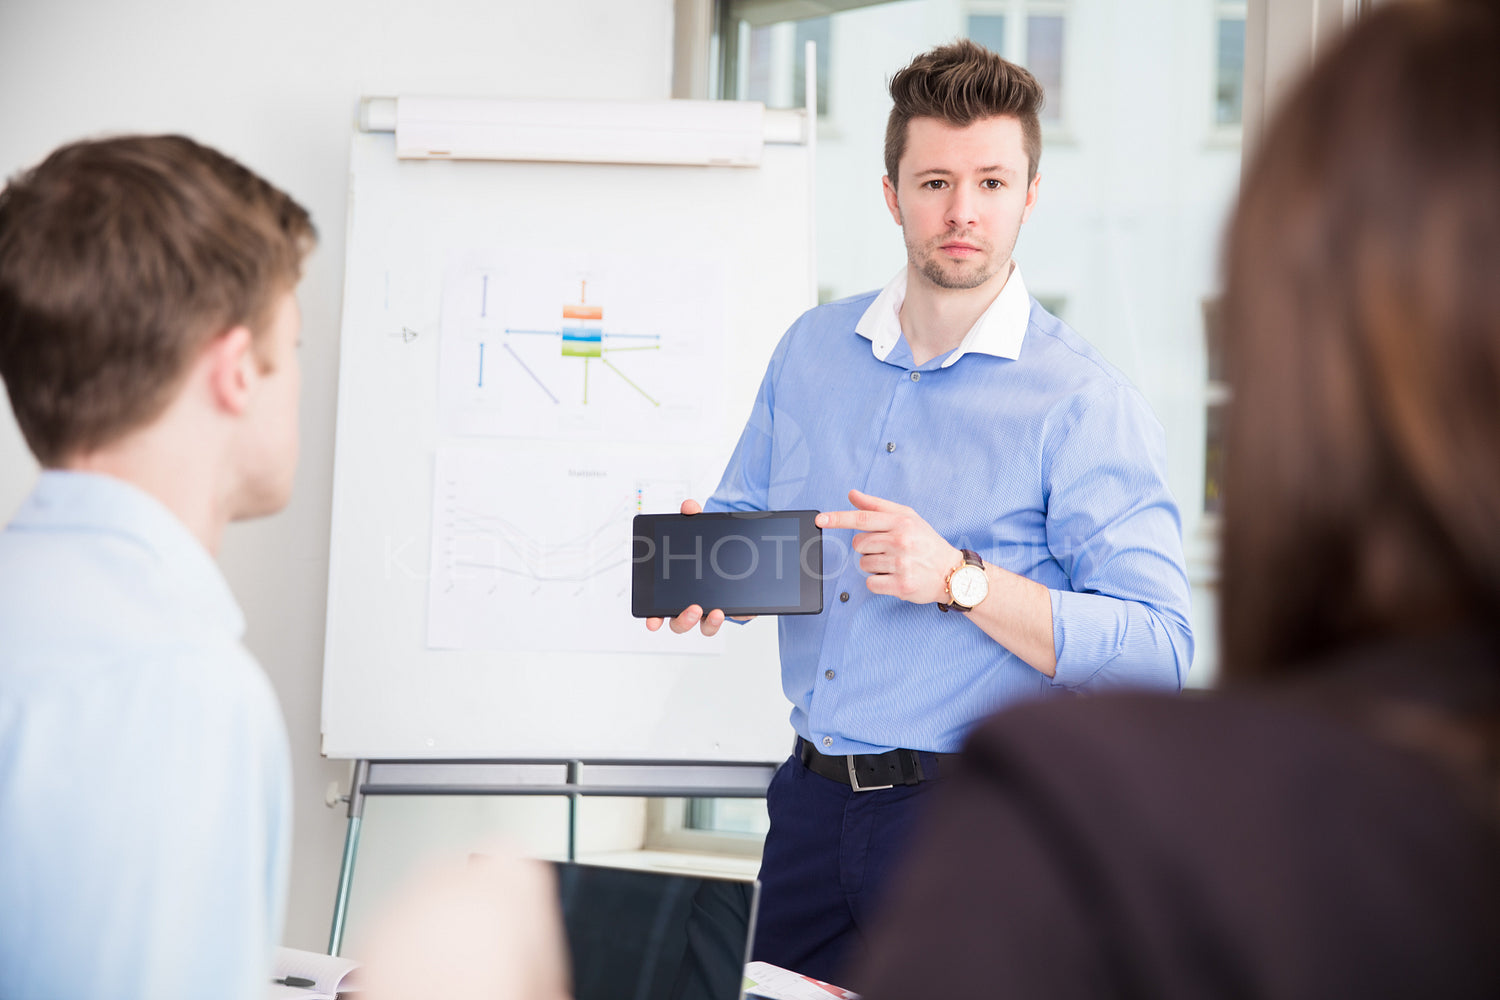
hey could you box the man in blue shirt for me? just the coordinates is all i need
[0,136,316,999]
[649,41,1193,986]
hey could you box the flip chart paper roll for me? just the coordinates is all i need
[391,96,766,167]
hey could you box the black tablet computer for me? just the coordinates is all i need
[631,510,822,618]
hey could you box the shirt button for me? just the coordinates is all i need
[910,371,921,382]
[822,736,833,748]
[825,669,836,680]
[839,592,850,602]
[886,442,896,453]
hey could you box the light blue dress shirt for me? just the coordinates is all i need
[0,471,291,1000]
[708,266,1194,754]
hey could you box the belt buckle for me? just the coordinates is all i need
[847,754,894,792]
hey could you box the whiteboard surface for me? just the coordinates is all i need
[321,127,813,761]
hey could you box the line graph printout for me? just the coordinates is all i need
[426,447,719,654]
[438,250,727,441]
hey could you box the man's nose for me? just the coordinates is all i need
[945,185,978,229]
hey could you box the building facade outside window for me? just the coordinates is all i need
[965,0,1068,123]
[736,16,832,116]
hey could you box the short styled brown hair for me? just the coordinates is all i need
[0,134,316,465]
[884,39,1044,186]
[1219,0,1500,677]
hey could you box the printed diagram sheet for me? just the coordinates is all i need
[426,447,718,653]
[437,250,727,441]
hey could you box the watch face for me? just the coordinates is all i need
[950,565,988,608]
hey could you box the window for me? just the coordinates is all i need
[689,797,771,836]
[1202,297,1229,518]
[967,13,1007,56]
[1215,1,1248,127]
[1204,401,1227,515]
[965,0,1068,123]
[1034,294,1068,321]
[644,797,768,858]
[713,0,1248,685]
[794,19,832,115]
[1026,11,1065,122]
[736,17,832,115]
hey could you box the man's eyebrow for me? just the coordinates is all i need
[911,164,1020,179]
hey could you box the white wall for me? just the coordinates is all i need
[0,0,674,950]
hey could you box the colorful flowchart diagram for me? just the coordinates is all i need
[478,280,664,407]
[437,253,723,442]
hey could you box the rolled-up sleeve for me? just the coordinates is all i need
[1043,383,1194,691]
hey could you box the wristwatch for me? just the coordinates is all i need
[939,549,988,612]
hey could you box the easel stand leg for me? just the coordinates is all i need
[328,759,369,956]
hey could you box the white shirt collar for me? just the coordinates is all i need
[854,262,1031,367]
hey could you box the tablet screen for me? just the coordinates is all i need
[632,510,822,618]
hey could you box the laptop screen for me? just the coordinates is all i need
[552,861,760,1000]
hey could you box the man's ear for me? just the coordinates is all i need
[882,175,902,226]
[1020,172,1041,225]
[205,326,256,416]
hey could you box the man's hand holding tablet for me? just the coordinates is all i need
[643,500,729,636]
[637,500,823,634]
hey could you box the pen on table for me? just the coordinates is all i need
[273,976,317,988]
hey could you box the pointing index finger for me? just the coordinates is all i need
[817,509,893,531]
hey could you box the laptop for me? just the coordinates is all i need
[552,861,761,1000]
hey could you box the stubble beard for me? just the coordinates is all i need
[907,228,1010,291]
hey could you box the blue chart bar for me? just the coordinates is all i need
[561,325,603,359]
[478,343,485,388]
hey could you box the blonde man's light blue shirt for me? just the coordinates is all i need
[0,471,291,1000]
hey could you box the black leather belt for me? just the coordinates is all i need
[796,736,958,792]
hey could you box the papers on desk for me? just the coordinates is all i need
[743,960,861,999]
[267,946,361,999]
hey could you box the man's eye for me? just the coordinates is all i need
[982,178,1003,190]
[924,179,946,190]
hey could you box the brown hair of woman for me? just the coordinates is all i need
[1219,0,1500,680]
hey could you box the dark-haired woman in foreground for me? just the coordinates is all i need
[857,1,1500,996]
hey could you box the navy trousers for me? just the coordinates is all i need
[750,749,946,987]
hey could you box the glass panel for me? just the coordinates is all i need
[794,18,833,115]
[689,797,771,836]
[1204,401,1226,516]
[725,0,1244,678]
[743,24,775,106]
[1035,294,1067,320]
[1203,297,1227,383]
[966,13,1007,56]
[740,19,831,112]
[1026,14,1065,121]
[1216,16,1246,126]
